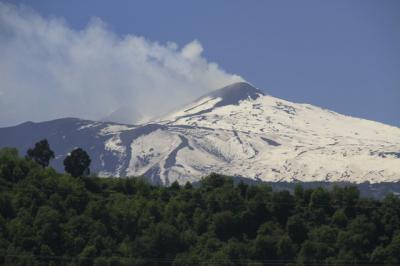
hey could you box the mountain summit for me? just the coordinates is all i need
[0,82,399,184]
[200,82,264,106]
[160,82,264,122]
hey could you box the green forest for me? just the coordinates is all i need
[1,147,400,265]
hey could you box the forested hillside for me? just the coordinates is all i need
[1,148,400,265]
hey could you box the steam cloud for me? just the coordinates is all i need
[0,3,243,126]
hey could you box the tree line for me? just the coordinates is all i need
[0,140,399,265]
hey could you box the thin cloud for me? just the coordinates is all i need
[0,3,243,126]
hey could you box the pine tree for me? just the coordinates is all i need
[63,148,91,177]
[26,139,54,167]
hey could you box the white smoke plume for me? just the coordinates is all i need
[0,3,243,126]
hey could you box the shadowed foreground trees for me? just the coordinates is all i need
[1,149,400,265]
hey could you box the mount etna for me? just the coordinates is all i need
[1,82,399,186]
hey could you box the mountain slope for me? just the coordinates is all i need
[156,83,400,183]
[0,82,399,184]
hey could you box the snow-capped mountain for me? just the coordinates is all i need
[0,82,399,184]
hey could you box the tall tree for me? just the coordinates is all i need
[63,148,91,177]
[26,139,55,167]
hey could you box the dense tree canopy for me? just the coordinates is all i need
[1,148,400,265]
[26,139,54,167]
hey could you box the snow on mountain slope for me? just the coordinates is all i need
[0,82,399,184]
[154,82,400,183]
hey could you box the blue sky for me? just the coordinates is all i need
[1,0,399,126]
